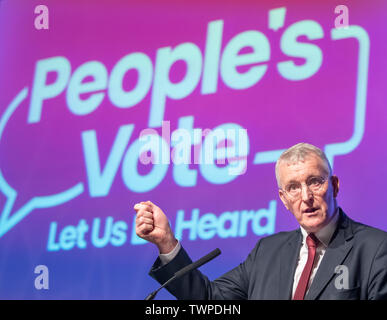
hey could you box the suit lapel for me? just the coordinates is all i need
[305,209,354,300]
[279,230,303,299]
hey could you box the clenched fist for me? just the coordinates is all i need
[134,201,178,254]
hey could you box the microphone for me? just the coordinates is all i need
[145,248,221,300]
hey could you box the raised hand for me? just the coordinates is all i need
[134,201,178,254]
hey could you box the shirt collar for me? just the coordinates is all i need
[300,207,339,247]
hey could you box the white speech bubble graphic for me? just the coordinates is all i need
[0,87,84,238]
[0,25,370,239]
[253,25,370,168]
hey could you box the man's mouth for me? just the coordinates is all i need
[303,207,319,214]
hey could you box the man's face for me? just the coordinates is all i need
[278,154,339,233]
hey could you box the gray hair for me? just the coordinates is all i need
[275,143,332,188]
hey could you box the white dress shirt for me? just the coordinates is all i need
[159,208,339,299]
[159,239,182,265]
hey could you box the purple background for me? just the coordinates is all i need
[0,0,386,299]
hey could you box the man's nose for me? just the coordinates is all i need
[301,184,313,202]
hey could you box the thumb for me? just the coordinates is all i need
[133,203,143,212]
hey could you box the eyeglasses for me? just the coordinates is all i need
[281,176,328,200]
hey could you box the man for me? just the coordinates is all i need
[134,143,387,300]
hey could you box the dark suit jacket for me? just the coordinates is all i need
[149,208,387,300]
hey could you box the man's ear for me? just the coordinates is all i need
[331,175,339,198]
[279,190,289,210]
